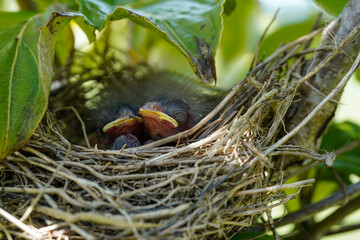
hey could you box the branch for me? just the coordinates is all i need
[275,181,360,227]
[309,195,360,239]
[264,50,360,157]
[0,207,43,239]
[335,139,360,155]
[325,223,360,236]
[284,0,360,155]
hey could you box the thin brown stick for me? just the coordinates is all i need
[0,207,43,239]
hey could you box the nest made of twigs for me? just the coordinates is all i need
[0,28,340,240]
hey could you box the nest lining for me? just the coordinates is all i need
[0,28,340,240]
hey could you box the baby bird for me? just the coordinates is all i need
[91,65,224,149]
[138,71,224,140]
[99,107,143,149]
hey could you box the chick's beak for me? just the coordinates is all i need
[102,116,143,139]
[139,102,178,128]
[103,116,143,132]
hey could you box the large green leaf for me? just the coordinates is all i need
[0,18,46,159]
[222,0,236,16]
[77,0,224,84]
[321,122,360,154]
[0,9,96,160]
[39,11,96,94]
[32,0,79,11]
[313,0,348,16]
[0,11,38,30]
[54,25,74,66]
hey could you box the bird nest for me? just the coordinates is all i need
[0,29,338,239]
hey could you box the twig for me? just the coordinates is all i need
[252,9,280,69]
[144,126,225,165]
[54,106,90,148]
[233,179,314,196]
[222,195,296,217]
[264,51,360,156]
[325,223,360,236]
[36,206,158,228]
[309,195,360,238]
[21,147,103,200]
[20,143,72,222]
[335,139,360,155]
[266,210,280,240]
[276,181,360,227]
[330,167,349,205]
[249,28,323,76]
[0,223,13,240]
[212,89,278,155]
[298,23,360,85]
[0,207,43,239]
[303,81,339,104]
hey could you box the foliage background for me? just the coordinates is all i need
[0,0,359,239]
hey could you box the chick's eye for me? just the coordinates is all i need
[172,110,188,124]
[173,110,185,118]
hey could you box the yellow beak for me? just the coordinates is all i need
[139,108,178,128]
[103,116,143,133]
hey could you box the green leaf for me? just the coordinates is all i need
[223,0,236,16]
[333,155,360,177]
[355,68,360,83]
[54,25,74,66]
[321,121,360,177]
[0,11,38,30]
[33,0,55,11]
[321,121,360,153]
[78,0,224,84]
[313,0,348,16]
[32,0,79,11]
[0,18,47,159]
[38,10,96,95]
[0,8,96,160]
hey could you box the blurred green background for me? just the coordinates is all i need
[1,0,359,239]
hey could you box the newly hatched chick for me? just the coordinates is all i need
[90,65,224,148]
[139,71,224,140]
